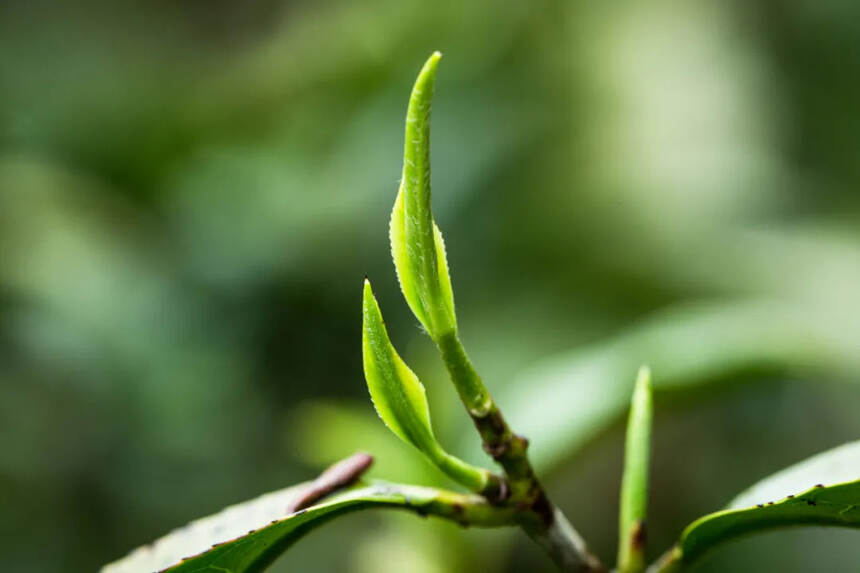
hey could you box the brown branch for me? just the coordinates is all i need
[288,452,374,512]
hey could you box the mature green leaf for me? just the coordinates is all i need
[618,366,652,573]
[654,440,860,571]
[362,279,490,492]
[390,51,457,340]
[102,481,510,573]
[500,300,859,473]
[726,441,860,510]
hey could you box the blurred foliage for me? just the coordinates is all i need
[1,0,858,571]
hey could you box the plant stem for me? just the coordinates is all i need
[435,332,531,490]
[431,447,506,499]
[293,456,517,529]
[521,506,607,572]
[413,483,520,527]
[436,331,605,571]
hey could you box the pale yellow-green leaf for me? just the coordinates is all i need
[362,279,436,450]
[362,280,488,492]
[389,52,457,340]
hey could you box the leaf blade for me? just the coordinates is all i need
[362,279,437,451]
[361,279,491,493]
[659,440,860,570]
[500,299,859,474]
[101,481,510,573]
[678,480,860,566]
[390,51,457,340]
[727,440,860,510]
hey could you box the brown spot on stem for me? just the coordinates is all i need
[482,441,507,460]
[451,502,467,525]
[531,489,554,526]
[631,520,647,550]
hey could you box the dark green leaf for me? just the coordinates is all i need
[653,440,860,571]
[102,481,511,573]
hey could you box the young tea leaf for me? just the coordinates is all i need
[390,51,457,341]
[362,279,435,449]
[362,279,492,493]
[618,366,653,573]
[653,440,860,572]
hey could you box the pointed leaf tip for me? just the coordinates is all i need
[636,365,651,390]
[426,51,442,69]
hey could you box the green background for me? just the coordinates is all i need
[1,0,858,571]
